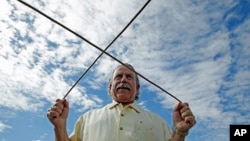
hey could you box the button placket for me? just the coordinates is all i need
[118,106,139,141]
[119,110,125,130]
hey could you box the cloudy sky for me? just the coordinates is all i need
[0,0,250,140]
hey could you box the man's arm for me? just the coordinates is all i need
[171,102,196,141]
[47,99,70,141]
[54,126,69,141]
[171,128,187,141]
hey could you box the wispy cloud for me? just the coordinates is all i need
[0,122,11,133]
[0,0,249,141]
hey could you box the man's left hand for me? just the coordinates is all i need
[173,102,196,133]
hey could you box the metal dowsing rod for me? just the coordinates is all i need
[62,0,152,99]
[17,0,182,102]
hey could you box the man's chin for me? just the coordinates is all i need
[115,95,133,103]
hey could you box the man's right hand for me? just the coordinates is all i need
[47,99,69,128]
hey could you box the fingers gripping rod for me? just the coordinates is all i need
[17,0,182,102]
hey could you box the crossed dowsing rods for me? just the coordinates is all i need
[17,0,182,102]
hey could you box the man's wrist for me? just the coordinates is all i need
[172,126,189,137]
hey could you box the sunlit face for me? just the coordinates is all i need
[109,65,140,104]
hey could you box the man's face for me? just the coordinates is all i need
[109,65,140,104]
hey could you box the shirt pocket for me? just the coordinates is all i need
[134,121,157,141]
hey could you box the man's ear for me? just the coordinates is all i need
[109,83,112,90]
[136,84,140,91]
[108,81,112,93]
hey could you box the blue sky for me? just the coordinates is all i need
[0,0,250,141]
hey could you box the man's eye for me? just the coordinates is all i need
[127,75,133,79]
[115,75,122,79]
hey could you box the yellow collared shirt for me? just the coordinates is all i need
[69,101,171,141]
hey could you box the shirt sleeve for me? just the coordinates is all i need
[69,116,84,141]
[160,116,172,141]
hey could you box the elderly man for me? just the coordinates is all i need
[47,63,196,141]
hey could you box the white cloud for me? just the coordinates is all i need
[0,122,11,133]
[0,0,249,141]
[0,0,102,111]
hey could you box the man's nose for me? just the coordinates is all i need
[121,75,127,82]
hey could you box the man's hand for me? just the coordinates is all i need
[47,99,69,128]
[173,102,196,134]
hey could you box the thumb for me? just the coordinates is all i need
[61,99,69,118]
[173,102,182,122]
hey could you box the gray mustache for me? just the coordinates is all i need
[116,83,131,90]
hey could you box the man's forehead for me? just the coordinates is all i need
[114,66,135,74]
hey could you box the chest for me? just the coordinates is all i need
[83,107,163,141]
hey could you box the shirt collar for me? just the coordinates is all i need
[108,100,140,113]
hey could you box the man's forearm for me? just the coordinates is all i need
[171,132,185,141]
[54,126,69,141]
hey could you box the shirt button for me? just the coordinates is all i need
[121,114,124,117]
[120,127,123,130]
